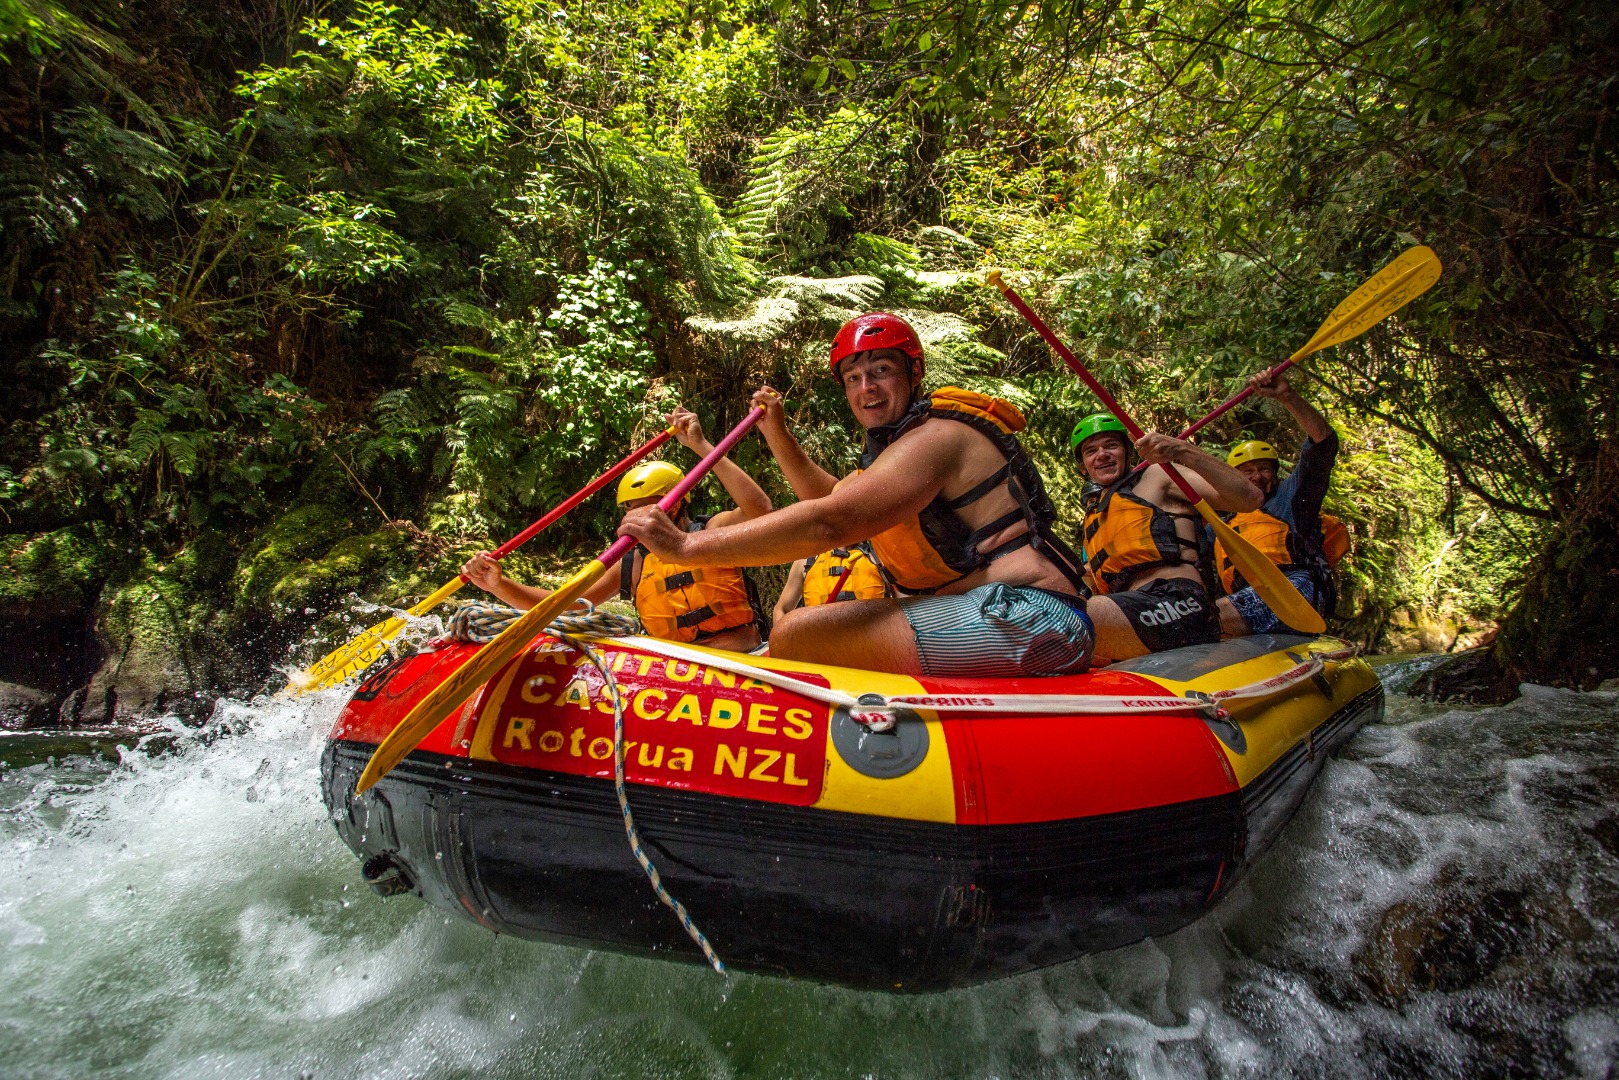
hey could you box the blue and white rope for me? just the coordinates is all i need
[448,600,723,972]
[446,600,640,643]
[554,621,726,976]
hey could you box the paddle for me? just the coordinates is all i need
[353,407,766,795]
[1178,245,1441,440]
[986,271,1327,635]
[288,428,676,694]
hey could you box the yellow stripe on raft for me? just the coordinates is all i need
[1131,637,1379,789]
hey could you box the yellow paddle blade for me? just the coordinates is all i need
[1292,246,1441,362]
[285,577,467,696]
[353,559,610,794]
[1193,500,1327,635]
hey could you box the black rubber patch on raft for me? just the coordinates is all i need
[831,693,929,778]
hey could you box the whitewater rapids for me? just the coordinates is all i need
[2,659,1616,1078]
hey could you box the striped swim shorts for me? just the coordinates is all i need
[898,583,1094,678]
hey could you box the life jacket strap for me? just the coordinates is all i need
[942,461,1013,512]
[675,606,718,630]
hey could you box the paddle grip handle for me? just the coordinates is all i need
[598,407,766,570]
[990,276,1206,505]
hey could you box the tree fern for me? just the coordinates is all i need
[556,120,754,306]
[731,109,915,270]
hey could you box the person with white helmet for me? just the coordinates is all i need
[1214,368,1347,637]
[459,405,773,652]
[617,312,1093,678]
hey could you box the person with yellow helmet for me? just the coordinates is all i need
[1071,413,1264,663]
[1214,368,1346,636]
[771,542,891,623]
[460,405,773,652]
[616,312,1092,678]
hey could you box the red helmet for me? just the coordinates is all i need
[829,313,924,378]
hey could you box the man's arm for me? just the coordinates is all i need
[1135,433,1264,513]
[1254,369,1338,530]
[668,405,771,527]
[460,552,619,610]
[1254,369,1332,443]
[773,559,807,622]
[751,386,839,501]
[619,420,956,567]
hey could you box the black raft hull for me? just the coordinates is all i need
[320,631,1381,991]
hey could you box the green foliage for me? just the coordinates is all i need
[0,524,116,618]
[3,0,1614,702]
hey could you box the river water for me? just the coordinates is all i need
[2,658,1616,1079]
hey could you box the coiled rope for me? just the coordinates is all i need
[448,600,726,974]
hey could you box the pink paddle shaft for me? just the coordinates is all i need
[597,407,766,570]
[464,428,676,579]
[995,282,1206,505]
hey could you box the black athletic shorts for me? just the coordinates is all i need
[1104,576,1220,654]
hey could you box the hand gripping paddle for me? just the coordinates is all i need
[354,408,765,794]
[987,271,1327,635]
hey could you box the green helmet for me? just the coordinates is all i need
[1070,413,1129,454]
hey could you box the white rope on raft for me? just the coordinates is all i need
[552,621,727,976]
[446,602,1356,731]
[603,634,1356,732]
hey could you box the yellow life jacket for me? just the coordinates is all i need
[1216,510,1350,593]
[1081,471,1203,595]
[621,516,764,643]
[801,545,889,606]
[861,387,1085,595]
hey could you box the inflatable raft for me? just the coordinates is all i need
[320,630,1382,990]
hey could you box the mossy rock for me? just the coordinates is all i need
[234,501,365,614]
[0,524,117,620]
[258,526,421,617]
[80,540,254,723]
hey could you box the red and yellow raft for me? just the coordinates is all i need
[320,631,1382,990]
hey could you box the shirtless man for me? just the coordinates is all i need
[617,313,1091,678]
[1072,414,1263,663]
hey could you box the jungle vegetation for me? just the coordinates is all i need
[0,0,1612,715]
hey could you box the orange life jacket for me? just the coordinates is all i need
[861,387,1085,595]
[621,516,765,643]
[1216,510,1350,593]
[801,545,889,606]
[1081,471,1204,595]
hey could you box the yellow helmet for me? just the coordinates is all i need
[616,460,685,505]
[1227,440,1282,469]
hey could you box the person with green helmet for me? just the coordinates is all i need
[1072,411,1263,662]
[1213,368,1344,637]
[457,405,775,653]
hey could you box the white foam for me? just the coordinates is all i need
[1,678,1616,1077]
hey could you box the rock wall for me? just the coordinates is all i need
[1,468,571,728]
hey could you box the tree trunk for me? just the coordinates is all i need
[1492,507,1619,691]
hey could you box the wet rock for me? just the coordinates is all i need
[1353,887,1539,1001]
[80,534,250,725]
[0,527,114,704]
[1408,647,1519,705]
[0,681,59,729]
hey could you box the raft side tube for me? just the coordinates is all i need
[322,739,1244,990]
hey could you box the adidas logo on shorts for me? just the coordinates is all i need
[1137,595,1205,627]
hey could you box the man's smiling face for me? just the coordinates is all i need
[839,349,918,430]
[1078,432,1131,486]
